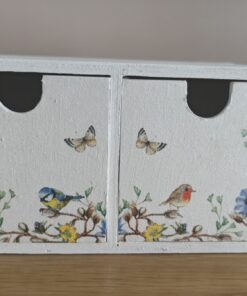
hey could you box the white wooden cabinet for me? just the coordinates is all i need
[0,56,247,253]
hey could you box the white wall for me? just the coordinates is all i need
[0,0,246,63]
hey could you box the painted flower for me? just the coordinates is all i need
[34,222,46,234]
[143,223,165,242]
[234,189,247,217]
[172,222,187,235]
[96,219,107,236]
[58,224,79,243]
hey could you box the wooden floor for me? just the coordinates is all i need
[0,254,246,295]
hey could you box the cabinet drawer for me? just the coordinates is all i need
[118,78,247,247]
[0,74,110,247]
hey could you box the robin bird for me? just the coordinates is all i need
[159,184,196,209]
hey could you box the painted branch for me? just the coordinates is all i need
[141,210,182,220]
[123,232,144,242]
[174,233,231,242]
[40,208,86,220]
[127,221,137,233]
[0,230,58,243]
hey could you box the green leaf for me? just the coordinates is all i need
[13,236,21,243]
[18,223,29,232]
[122,199,129,209]
[9,189,16,198]
[0,217,4,227]
[234,231,244,237]
[144,192,152,202]
[222,216,229,226]
[95,201,103,211]
[211,206,218,214]
[134,186,141,198]
[207,194,214,203]
[241,129,247,137]
[216,221,221,230]
[2,202,10,210]
[101,208,106,217]
[0,191,6,200]
[161,225,168,233]
[216,195,223,204]
[146,218,154,225]
[85,187,93,198]
[229,222,236,229]
[95,202,106,217]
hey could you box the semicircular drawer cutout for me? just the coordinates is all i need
[0,75,110,245]
[118,78,246,246]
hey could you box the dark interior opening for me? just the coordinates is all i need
[187,79,230,118]
[0,72,110,113]
[0,72,43,112]
[0,72,231,117]
[124,76,231,118]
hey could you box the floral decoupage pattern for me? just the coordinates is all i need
[0,76,110,246]
[118,80,247,245]
[0,187,106,243]
[117,126,247,243]
[118,185,245,242]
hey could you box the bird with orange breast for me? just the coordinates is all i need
[159,184,196,209]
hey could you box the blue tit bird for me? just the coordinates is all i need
[39,187,84,211]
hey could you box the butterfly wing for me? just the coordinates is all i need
[136,128,148,149]
[84,125,96,147]
[146,142,167,155]
[64,137,86,153]
[75,142,86,152]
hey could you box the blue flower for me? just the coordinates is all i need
[234,189,247,216]
[96,218,127,236]
[118,217,127,235]
[96,219,107,236]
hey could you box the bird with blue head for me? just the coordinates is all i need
[39,187,84,211]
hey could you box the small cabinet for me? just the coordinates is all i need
[1,57,247,253]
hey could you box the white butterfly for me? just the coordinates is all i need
[64,125,96,153]
[136,128,166,155]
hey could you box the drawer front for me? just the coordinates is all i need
[118,78,247,246]
[0,75,110,245]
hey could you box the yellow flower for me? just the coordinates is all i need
[58,224,79,243]
[143,223,164,242]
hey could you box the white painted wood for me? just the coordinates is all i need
[0,56,247,253]
[119,79,247,245]
[0,75,110,247]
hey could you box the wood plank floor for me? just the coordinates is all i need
[0,254,246,295]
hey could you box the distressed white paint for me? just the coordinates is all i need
[0,75,110,245]
[119,79,247,243]
[0,56,246,253]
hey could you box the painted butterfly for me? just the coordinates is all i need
[64,125,96,153]
[136,128,166,155]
